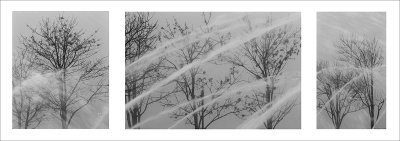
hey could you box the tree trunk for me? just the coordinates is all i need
[129,109,134,127]
[24,103,31,129]
[17,113,22,129]
[265,85,273,129]
[137,115,141,129]
[200,89,205,129]
[126,82,132,128]
[369,72,375,129]
[126,111,132,128]
[18,83,23,129]
[129,79,140,128]
[190,75,199,129]
[193,114,199,129]
[60,105,68,129]
[131,107,139,126]
[334,121,341,129]
[60,69,68,129]
[334,112,342,129]
[370,111,375,129]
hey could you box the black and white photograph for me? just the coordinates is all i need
[12,11,109,129]
[1,0,399,140]
[125,12,301,129]
[317,12,386,129]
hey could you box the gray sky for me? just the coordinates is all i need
[317,12,386,61]
[129,12,301,129]
[12,11,109,129]
[13,11,109,60]
[317,12,386,129]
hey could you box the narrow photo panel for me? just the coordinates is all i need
[125,12,301,129]
[317,12,386,129]
[12,11,109,129]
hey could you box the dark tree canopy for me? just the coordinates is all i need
[158,13,242,129]
[227,18,301,129]
[12,48,47,129]
[125,12,167,128]
[335,34,384,69]
[317,61,364,129]
[316,34,385,129]
[19,15,108,129]
[335,34,385,129]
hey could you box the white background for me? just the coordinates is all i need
[1,1,399,140]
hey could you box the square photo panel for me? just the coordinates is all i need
[12,11,109,129]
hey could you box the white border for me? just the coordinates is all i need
[1,1,399,140]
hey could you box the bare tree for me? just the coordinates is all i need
[12,94,47,129]
[335,34,385,128]
[226,17,301,129]
[125,12,167,128]
[159,13,240,129]
[12,48,46,129]
[317,61,364,129]
[20,15,108,129]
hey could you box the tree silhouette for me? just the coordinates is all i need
[317,61,364,129]
[12,48,46,129]
[226,17,301,129]
[335,34,385,128]
[125,12,167,128]
[159,13,240,129]
[20,15,108,129]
